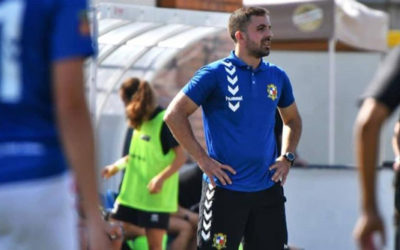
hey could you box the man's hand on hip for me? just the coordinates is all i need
[198,156,236,187]
[270,157,291,185]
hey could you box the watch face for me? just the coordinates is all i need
[285,152,295,162]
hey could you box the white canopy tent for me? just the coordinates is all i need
[243,0,388,164]
[244,0,388,51]
[90,4,232,189]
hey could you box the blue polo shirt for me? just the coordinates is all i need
[182,51,295,192]
[0,0,94,184]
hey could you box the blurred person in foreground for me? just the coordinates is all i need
[77,187,124,250]
[102,77,186,250]
[165,6,302,250]
[0,0,110,249]
[353,45,400,250]
[393,119,400,173]
[394,117,400,249]
[79,207,124,250]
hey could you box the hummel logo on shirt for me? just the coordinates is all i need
[223,60,242,112]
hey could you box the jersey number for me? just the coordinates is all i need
[0,0,24,103]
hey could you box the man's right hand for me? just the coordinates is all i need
[198,156,236,187]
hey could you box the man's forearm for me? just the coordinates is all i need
[281,116,302,154]
[164,110,208,164]
[355,99,389,213]
[356,118,381,213]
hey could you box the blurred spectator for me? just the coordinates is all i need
[119,132,201,250]
[168,206,198,250]
[102,77,186,250]
[178,165,203,211]
[168,165,203,250]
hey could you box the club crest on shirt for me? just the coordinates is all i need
[212,233,227,249]
[267,84,278,101]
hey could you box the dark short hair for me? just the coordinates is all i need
[228,7,269,42]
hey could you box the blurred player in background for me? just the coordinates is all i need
[353,46,400,249]
[393,117,400,249]
[0,0,110,249]
[102,77,186,250]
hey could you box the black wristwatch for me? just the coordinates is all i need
[283,152,296,166]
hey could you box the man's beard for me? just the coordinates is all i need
[246,36,270,58]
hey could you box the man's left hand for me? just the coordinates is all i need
[270,157,291,185]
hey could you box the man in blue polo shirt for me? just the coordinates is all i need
[0,0,110,249]
[165,6,302,250]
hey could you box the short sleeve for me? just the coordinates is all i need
[51,0,94,61]
[122,128,134,156]
[278,71,295,108]
[160,122,179,155]
[362,46,400,113]
[182,66,217,106]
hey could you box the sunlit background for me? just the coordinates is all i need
[86,1,400,249]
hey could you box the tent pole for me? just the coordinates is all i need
[89,5,99,122]
[88,5,100,184]
[328,38,336,165]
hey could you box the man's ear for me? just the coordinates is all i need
[235,30,245,42]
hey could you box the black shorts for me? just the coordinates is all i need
[111,203,170,230]
[197,181,287,250]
